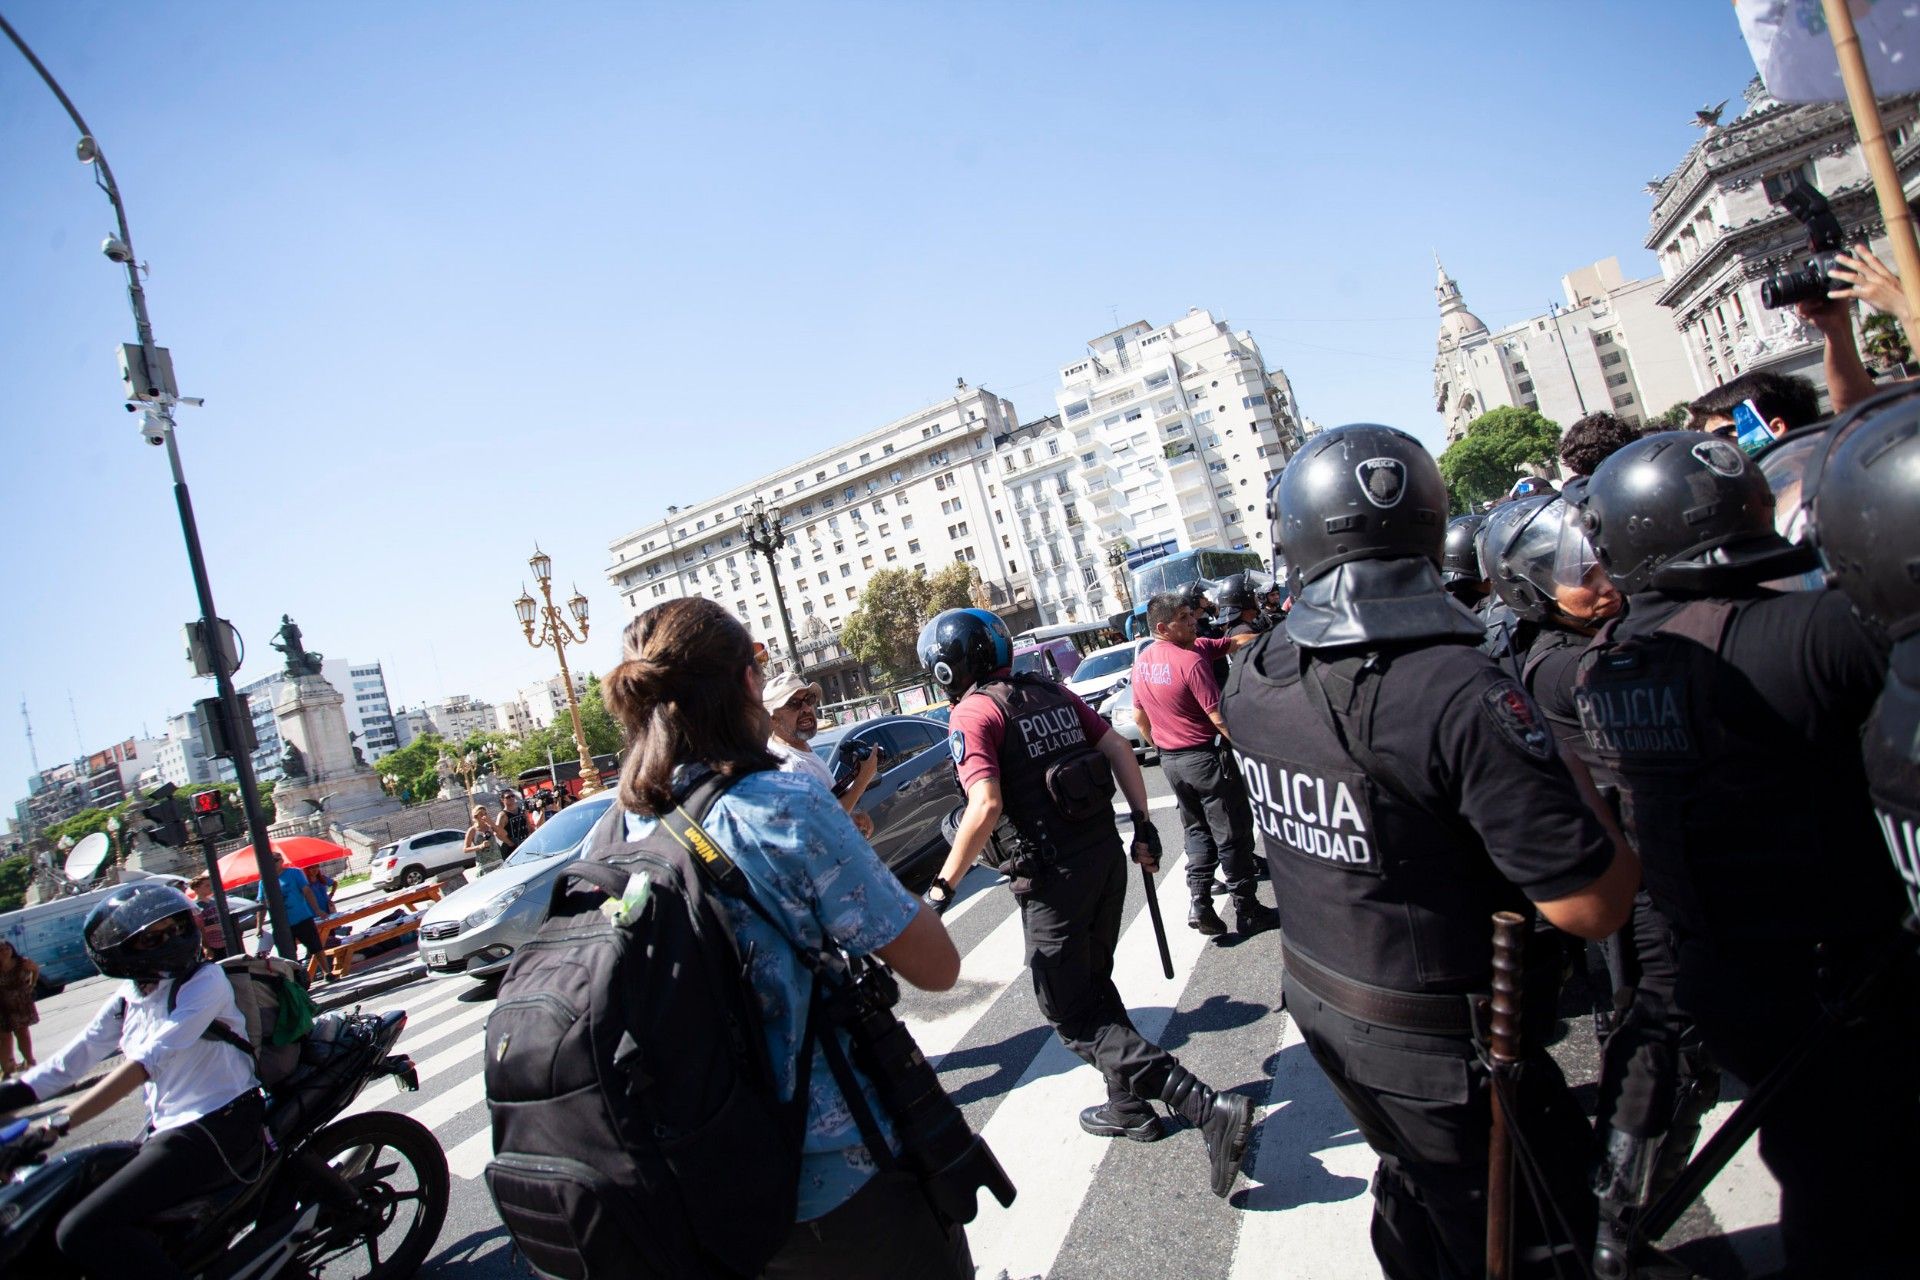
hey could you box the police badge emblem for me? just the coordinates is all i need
[1356,457,1408,508]
[1482,681,1555,760]
[948,729,967,767]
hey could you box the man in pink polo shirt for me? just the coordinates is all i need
[1132,591,1278,937]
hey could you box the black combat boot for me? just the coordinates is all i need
[1079,1094,1165,1143]
[1160,1066,1253,1197]
[1188,898,1227,936]
[1231,892,1278,936]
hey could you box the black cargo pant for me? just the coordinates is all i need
[1020,836,1178,1111]
[1284,975,1596,1280]
[1159,744,1260,901]
[763,1169,973,1280]
[1677,935,1920,1279]
[56,1090,266,1280]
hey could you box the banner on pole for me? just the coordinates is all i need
[1736,0,1920,104]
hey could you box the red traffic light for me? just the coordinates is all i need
[192,791,223,815]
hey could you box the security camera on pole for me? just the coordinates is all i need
[1,14,291,955]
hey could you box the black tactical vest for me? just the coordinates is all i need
[1221,632,1529,994]
[969,675,1117,860]
[1575,598,1888,943]
[1520,628,1616,790]
[1864,699,1920,923]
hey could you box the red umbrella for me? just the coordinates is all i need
[216,836,353,889]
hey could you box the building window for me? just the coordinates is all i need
[908,539,922,553]
[902,515,914,529]
[862,555,874,569]
[886,547,898,561]
[1600,351,1623,367]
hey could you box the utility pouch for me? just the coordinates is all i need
[1044,748,1115,822]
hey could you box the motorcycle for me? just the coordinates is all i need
[0,1008,449,1279]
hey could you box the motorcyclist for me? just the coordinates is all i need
[0,883,264,1280]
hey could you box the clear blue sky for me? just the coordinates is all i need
[1,1,1762,798]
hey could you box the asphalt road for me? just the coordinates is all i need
[49,761,1782,1278]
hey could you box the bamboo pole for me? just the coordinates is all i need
[1823,0,1920,324]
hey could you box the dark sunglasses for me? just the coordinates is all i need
[785,693,821,710]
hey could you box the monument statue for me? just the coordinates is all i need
[271,614,325,677]
[281,740,308,779]
[348,730,367,768]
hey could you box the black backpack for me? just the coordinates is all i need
[482,773,815,1280]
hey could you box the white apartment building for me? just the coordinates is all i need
[605,386,1038,702]
[1644,78,1920,398]
[154,711,213,788]
[1031,310,1304,624]
[513,674,590,732]
[494,699,535,738]
[1433,257,1700,444]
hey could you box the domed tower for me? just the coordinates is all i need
[1433,255,1490,443]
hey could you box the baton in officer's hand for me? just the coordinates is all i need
[1129,813,1174,980]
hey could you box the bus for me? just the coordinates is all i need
[1010,620,1123,681]
[1124,545,1266,635]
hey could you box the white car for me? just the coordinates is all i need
[1065,639,1146,716]
[371,828,474,890]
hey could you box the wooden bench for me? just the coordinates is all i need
[307,883,444,981]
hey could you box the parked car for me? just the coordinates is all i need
[1065,639,1145,715]
[417,796,616,980]
[372,827,475,890]
[1103,680,1155,763]
[811,714,970,895]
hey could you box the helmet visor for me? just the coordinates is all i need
[1760,431,1825,546]
[1548,499,1601,588]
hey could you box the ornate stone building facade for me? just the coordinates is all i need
[1645,78,1920,396]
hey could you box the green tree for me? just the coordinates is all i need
[496,677,624,781]
[0,855,30,912]
[843,567,953,682]
[375,734,445,804]
[1862,312,1912,371]
[1438,406,1562,513]
[1651,401,1691,430]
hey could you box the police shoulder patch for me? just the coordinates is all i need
[1481,680,1555,761]
[948,730,967,767]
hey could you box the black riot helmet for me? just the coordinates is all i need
[917,608,1013,700]
[1813,394,1920,640]
[1214,572,1258,612]
[1442,513,1488,587]
[1269,423,1450,594]
[1579,431,1817,596]
[84,882,203,983]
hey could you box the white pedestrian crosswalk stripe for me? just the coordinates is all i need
[342,856,1780,1276]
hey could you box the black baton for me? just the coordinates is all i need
[1141,863,1174,979]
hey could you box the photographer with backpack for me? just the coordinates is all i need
[484,598,974,1280]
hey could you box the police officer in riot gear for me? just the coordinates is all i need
[1224,423,1637,1279]
[1576,430,1917,1276]
[921,608,1256,1198]
[1814,389,1920,922]
[1215,573,1268,640]
[1442,512,1490,610]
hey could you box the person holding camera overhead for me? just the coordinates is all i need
[764,669,880,838]
[601,600,970,1277]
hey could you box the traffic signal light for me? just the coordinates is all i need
[195,695,257,761]
[139,783,188,848]
[189,789,227,839]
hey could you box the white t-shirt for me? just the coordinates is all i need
[23,963,256,1131]
[767,735,837,793]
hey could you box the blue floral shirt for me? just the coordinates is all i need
[624,769,920,1221]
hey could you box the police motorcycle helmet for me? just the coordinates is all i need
[1442,513,1488,588]
[84,881,204,983]
[1578,430,1817,596]
[1269,423,1480,647]
[918,607,1014,700]
[1483,493,1621,627]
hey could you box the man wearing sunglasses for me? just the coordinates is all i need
[764,671,879,838]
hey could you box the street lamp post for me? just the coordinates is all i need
[514,548,604,797]
[1,14,290,955]
[740,497,803,673]
[1107,544,1134,610]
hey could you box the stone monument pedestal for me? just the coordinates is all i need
[273,674,402,830]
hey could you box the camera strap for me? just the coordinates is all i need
[807,981,902,1175]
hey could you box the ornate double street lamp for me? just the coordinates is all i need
[740,496,803,672]
[514,547,603,797]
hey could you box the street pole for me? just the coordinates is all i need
[0,13,290,954]
[515,550,603,796]
[741,497,802,671]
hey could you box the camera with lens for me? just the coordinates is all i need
[844,741,875,765]
[822,954,1016,1223]
[1759,172,1848,309]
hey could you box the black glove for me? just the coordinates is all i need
[1127,812,1161,869]
[0,1079,39,1114]
[924,877,955,915]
